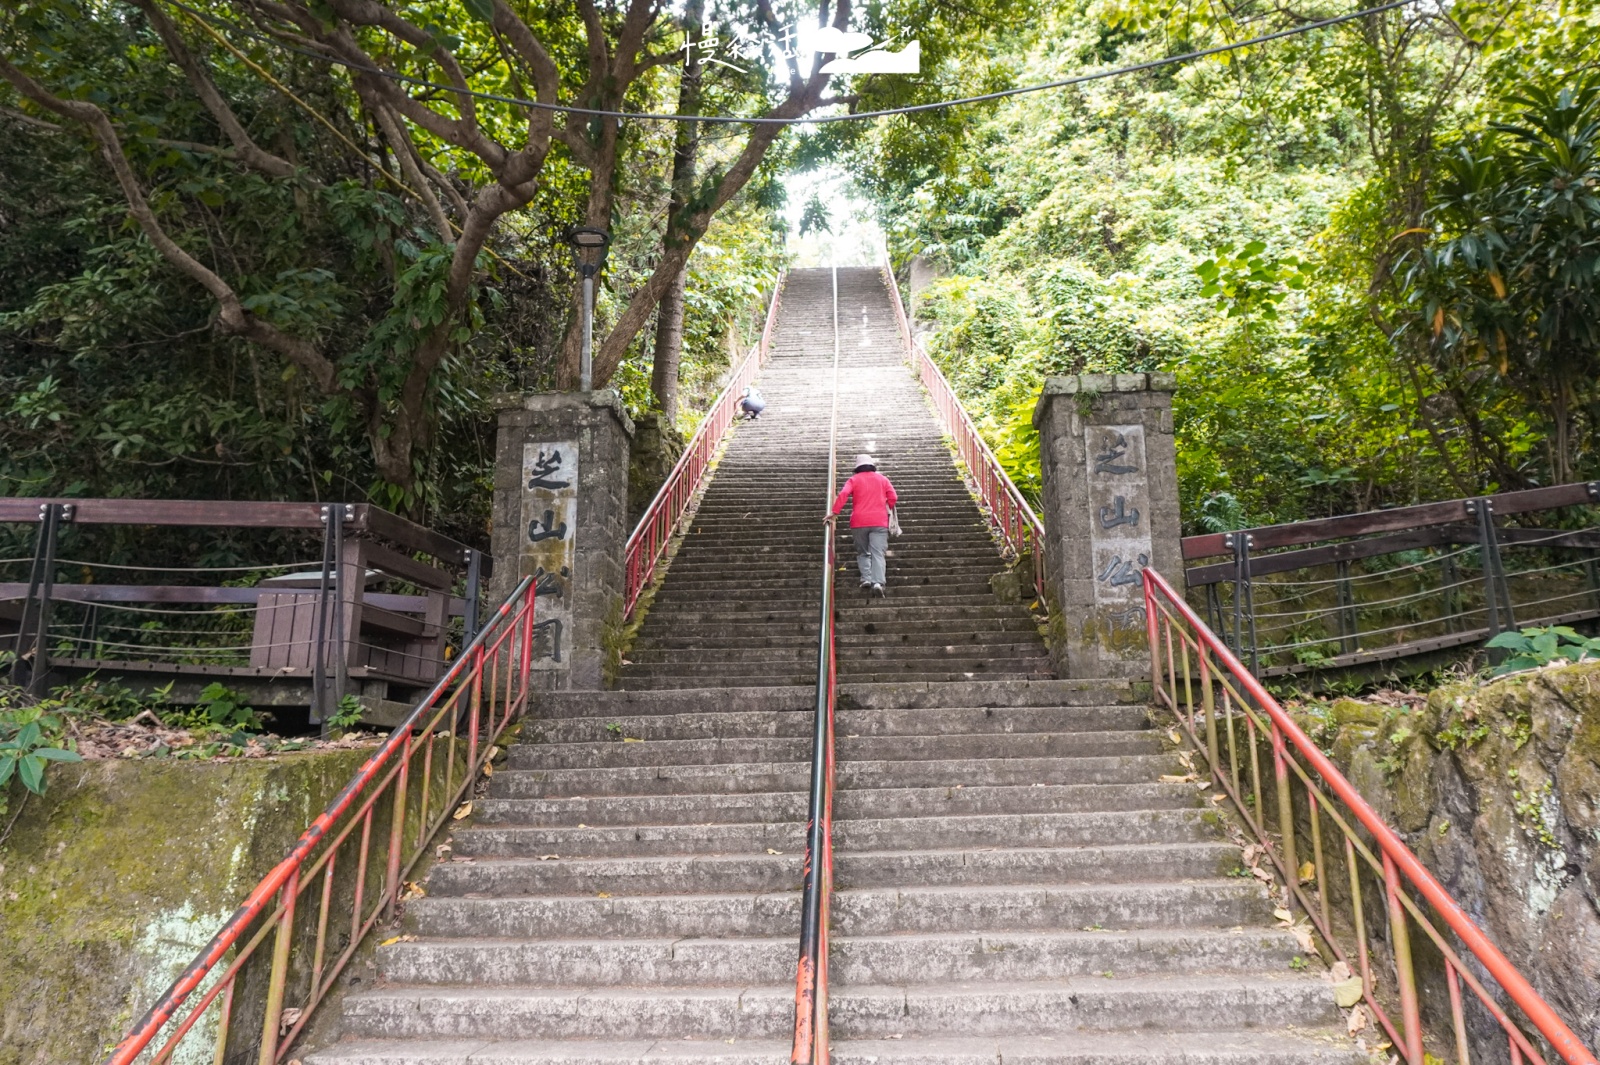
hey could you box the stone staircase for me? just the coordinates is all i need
[623,267,1053,689]
[306,268,1352,1064]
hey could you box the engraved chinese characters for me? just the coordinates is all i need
[521,442,577,671]
[1086,426,1152,610]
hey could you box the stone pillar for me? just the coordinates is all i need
[491,391,634,691]
[1031,373,1181,679]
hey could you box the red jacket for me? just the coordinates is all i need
[832,471,898,528]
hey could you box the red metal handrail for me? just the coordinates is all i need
[103,575,537,1065]
[791,265,841,1064]
[624,271,787,618]
[878,249,1048,609]
[1143,565,1597,1065]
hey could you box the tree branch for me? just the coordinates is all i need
[370,100,452,242]
[0,52,339,394]
[132,0,295,178]
[491,0,560,103]
[586,35,839,386]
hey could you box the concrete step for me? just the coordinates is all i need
[508,731,1161,770]
[476,781,1195,826]
[649,577,1001,599]
[632,619,1042,644]
[529,682,1134,719]
[407,878,1272,940]
[374,927,1302,989]
[424,841,1238,897]
[450,809,1214,859]
[491,753,1179,798]
[526,704,1146,743]
[623,641,1049,667]
[334,974,1337,1041]
[635,604,1031,625]
[623,666,1057,689]
[306,1030,1364,1065]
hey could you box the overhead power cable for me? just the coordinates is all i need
[164,0,1418,127]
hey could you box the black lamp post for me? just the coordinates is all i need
[564,226,611,391]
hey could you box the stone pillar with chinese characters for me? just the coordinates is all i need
[1031,373,1181,679]
[491,392,634,691]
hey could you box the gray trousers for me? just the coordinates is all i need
[852,526,888,585]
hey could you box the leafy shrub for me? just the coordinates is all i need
[327,694,365,730]
[0,701,81,820]
[162,682,263,734]
[1486,626,1600,676]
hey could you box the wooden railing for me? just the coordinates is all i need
[0,499,487,719]
[1182,482,1600,676]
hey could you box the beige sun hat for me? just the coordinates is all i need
[853,453,877,470]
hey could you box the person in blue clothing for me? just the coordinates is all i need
[739,385,766,420]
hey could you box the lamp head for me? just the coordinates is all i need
[565,226,610,250]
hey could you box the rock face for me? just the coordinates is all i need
[1312,662,1600,1058]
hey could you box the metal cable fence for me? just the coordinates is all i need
[1182,485,1600,677]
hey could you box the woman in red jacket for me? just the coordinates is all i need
[827,453,898,596]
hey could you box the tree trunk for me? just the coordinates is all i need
[648,0,704,427]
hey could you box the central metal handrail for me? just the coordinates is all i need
[792,264,841,1063]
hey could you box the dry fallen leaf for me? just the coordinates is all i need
[622,737,644,743]
[596,891,611,898]
[399,881,425,902]
[1329,961,1353,983]
[1252,866,1274,883]
[766,848,782,855]
[278,1007,303,1035]
[1289,922,1315,953]
[452,801,474,821]
[1347,1004,1369,1036]
[1333,975,1366,1009]
[1273,907,1293,924]
[538,854,560,861]
[1298,861,1316,884]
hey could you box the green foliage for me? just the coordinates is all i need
[327,695,365,730]
[0,697,81,816]
[1405,79,1600,484]
[161,682,262,734]
[1486,626,1600,676]
[1194,242,1309,324]
[855,0,1596,530]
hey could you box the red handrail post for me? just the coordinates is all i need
[257,867,300,1065]
[1385,851,1425,1065]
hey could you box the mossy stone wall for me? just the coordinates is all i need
[0,749,371,1065]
